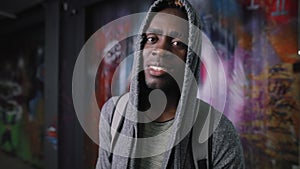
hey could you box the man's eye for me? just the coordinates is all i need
[172,41,186,49]
[146,36,157,44]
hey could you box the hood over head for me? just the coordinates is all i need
[125,0,204,158]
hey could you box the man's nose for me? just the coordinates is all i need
[152,37,170,56]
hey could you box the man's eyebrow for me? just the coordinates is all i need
[146,28,183,38]
[168,31,183,38]
[146,28,163,35]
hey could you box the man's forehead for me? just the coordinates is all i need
[146,27,185,39]
[145,12,189,39]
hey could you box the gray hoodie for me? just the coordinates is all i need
[96,0,245,169]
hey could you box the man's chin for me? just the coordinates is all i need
[145,82,163,90]
[144,74,182,91]
[145,80,177,91]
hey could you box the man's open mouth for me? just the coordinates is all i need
[149,65,167,71]
[147,65,170,76]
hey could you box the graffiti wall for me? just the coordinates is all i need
[189,0,299,168]
[0,28,45,167]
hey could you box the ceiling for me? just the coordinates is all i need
[0,0,44,19]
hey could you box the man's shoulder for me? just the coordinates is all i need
[100,96,120,123]
[196,99,240,148]
[210,109,245,168]
[197,99,236,135]
[215,114,236,134]
[212,113,242,154]
[100,93,130,124]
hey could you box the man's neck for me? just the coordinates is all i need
[152,87,181,122]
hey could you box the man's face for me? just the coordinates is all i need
[143,8,188,90]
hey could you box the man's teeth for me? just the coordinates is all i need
[149,65,166,71]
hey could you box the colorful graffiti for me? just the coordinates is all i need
[0,45,45,167]
[0,81,22,153]
[189,0,299,168]
[240,63,299,168]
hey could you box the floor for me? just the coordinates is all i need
[0,151,36,169]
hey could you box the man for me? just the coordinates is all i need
[96,0,245,168]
